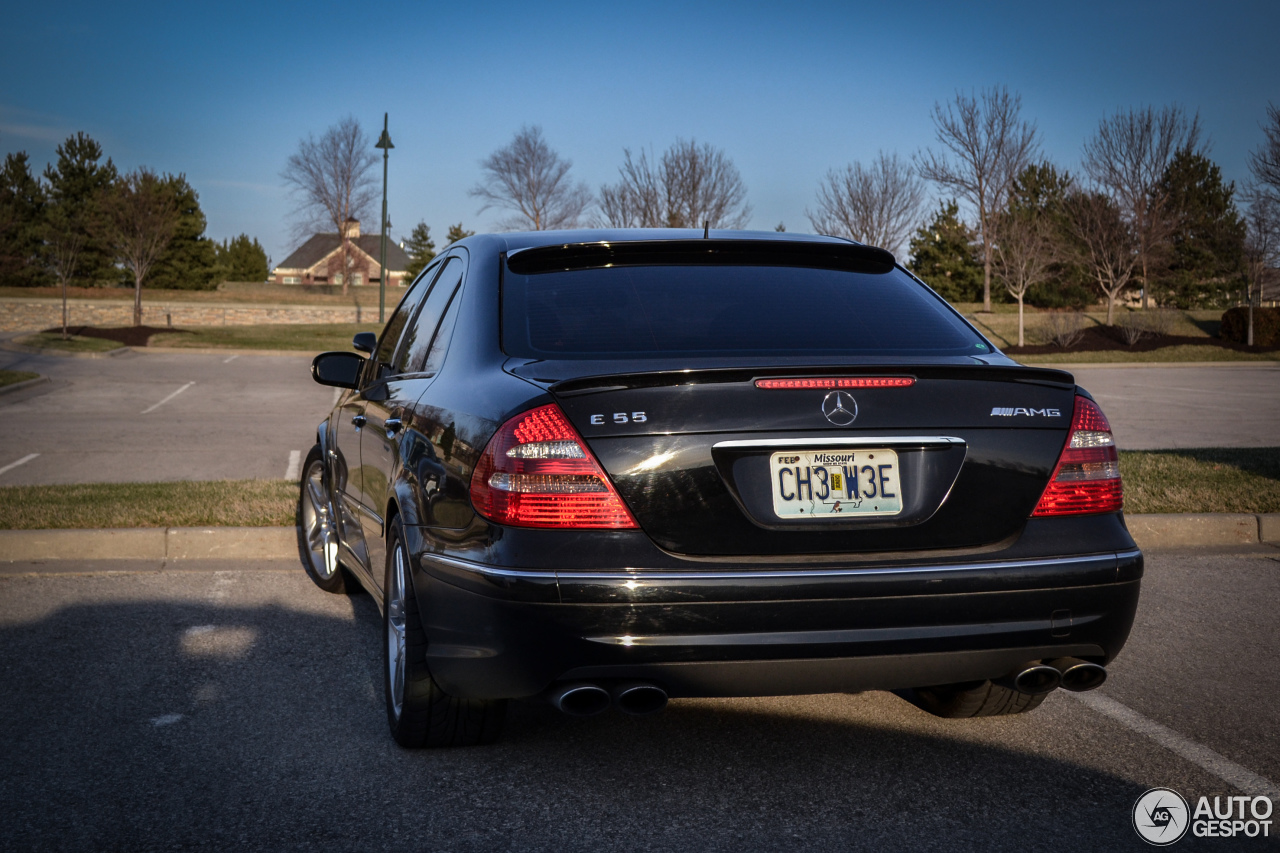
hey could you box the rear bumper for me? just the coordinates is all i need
[411,547,1142,700]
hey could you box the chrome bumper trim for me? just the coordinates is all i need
[422,548,1141,583]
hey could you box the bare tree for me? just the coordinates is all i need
[1065,191,1140,326]
[99,169,180,326]
[916,86,1039,312]
[470,125,592,231]
[282,117,378,295]
[44,202,89,339]
[1249,103,1280,196]
[598,139,751,229]
[1242,188,1279,346]
[1082,105,1203,309]
[598,147,663,228]
[992,210,1057,346]
[807,152,925,257]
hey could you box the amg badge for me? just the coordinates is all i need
[990,407,1062,417]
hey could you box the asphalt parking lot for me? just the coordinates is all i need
[1070,364,1280,450]
[2,547,1277,852]
[1,349,1277,486]
[0,348,332,485]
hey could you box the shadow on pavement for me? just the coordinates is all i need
[0,591,1156,853]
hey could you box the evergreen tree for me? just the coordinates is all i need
[445,223,475,245]
[1007,163,1094,309]
[0,151,49,287]
[213,234,269,282]
[148,174,217,290]
[907,200,984,303]
[402,221,436,281]
[42,133,117,284]
[1154,148,1246,308]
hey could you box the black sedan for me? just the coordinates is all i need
[299,230,1140,747]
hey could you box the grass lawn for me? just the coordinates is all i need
[1019,346,1280,364]
[963,307,1220,349]
[1120,448,1280,514]
[15,332,124,352]
[147,322,382,351]
[0,369,40,387]
[0,479,297,529]
[0,452,1274,529]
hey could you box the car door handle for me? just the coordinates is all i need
[351,414,367,429]
[384,417,403,436]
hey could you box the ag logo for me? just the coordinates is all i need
[1133,788,1190,845]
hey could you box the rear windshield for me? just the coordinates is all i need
[501,263,991,359]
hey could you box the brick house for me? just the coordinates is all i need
[271,219,410,287]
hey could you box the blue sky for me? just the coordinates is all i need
[3,0,1276,266]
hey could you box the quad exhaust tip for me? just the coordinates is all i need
[548,683,611,717]
[996,659,1107,696]
[998,663,1062,695]
[1048,657,1108,692]
[611,682,669,716]
[547,681,669,716]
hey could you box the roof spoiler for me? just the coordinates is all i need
[505,239,897,276]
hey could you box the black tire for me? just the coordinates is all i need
[908,680,1048,718]
[383,519,506,748]
[297,444,350,594]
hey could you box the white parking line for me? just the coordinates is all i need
[284,449,301,481]
[223,354,239,364]
[141,381,194,414]
[1069,691,1280,800]
[0,453,39,477]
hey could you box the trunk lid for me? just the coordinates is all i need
[510,359,1077,557]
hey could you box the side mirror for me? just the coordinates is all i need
[311,351,364,388]
[352,332,377,354]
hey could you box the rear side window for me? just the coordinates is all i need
[400,258,464,374]
[371,263,437,375]
[501,263,989,359]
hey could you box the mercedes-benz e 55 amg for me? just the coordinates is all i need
[299,230,1140,747]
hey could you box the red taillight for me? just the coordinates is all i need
[469,403,638,529]
[1032,396,1123,517]
[754,377,915,389]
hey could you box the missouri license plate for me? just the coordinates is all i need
[768,449,903,519]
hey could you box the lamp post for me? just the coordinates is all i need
[375,113,394,323]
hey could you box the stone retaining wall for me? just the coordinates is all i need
[0,298,366,332]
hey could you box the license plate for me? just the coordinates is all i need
[768,449,903,519]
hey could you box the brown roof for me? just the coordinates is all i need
[275,232,411,272]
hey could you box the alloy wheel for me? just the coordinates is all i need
[301,460,339,581]
[386,543,408,720]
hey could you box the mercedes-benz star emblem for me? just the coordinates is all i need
[821,390,858,426]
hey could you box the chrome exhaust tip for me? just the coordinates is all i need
[997,663,1062,695]
[547,683,611,716]
[611,682,668,716]
[1048,658,1108,692]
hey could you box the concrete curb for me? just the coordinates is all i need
[1,527,297,561]
[0,339,128,359]
[0,375,50,397]
[127,346,317,358]
[1124,514,1270,548]
[1,516,1277,561]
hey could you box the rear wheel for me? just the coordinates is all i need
[908,680,1048,718]
[384,520,506,747]
[297,444,347,594]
